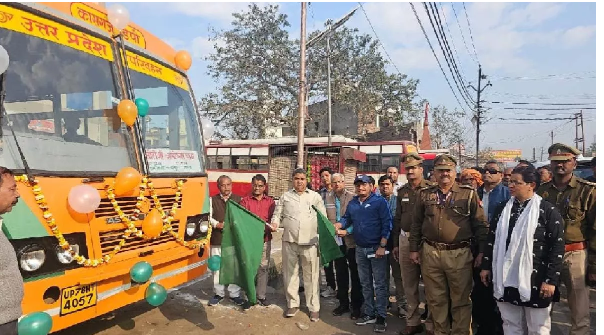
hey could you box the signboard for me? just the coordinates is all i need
[146,149,202,173]
[491,149,522,162]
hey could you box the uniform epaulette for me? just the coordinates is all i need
[458,184,474,190]
[577,178,596,187]
[419,185,434,192]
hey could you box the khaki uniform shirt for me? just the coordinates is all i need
[409,183,488,253]
[537,175,596,274]
[272,189,327,245]
[393,179,434,246]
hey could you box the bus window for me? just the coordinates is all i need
[381,155,400,172]
[0,28,134,174]
[131,64,204,175]
[359,154,382,172]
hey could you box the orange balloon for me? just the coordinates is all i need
[174,50,192,71]
[117,99,138,127]
[114,167,141,196]
[142,209,163,239]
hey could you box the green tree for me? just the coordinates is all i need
[429,105,465,149]
[200,5,420,139]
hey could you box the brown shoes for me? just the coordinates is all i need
[285,307,299,317]
[399,325,424,335]
[310,311,320,322]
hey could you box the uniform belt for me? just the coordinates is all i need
[424,239,471,251]
[565,241,587,252]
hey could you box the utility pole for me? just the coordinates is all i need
[550,130,554,145]
[580,110,585,155]
[532,147,536,162]
[296,2,307,168]
[306,6,358,146]
[468,65,492,166]
[540,147,544,161]
[458,140,462,167]
[574,111,586,154]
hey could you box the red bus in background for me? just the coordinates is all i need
[205,136,420,197]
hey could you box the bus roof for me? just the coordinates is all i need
[37,2,179,67]
[207,136,416,147]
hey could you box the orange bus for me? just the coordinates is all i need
[0,2,211,332]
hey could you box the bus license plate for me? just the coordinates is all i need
[60,283,97,315]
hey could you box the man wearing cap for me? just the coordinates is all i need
[393,152,435,335]
[409,154,488,335]
[537,143,596,335]
[335,175,392,333]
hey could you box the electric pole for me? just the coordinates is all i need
[550,130,554,145]
[297,2,307,168]
[468,65,492,166]
[306,6,359,146]
[532,147,536,162]
[574,111,585,155]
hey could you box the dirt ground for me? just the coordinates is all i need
[57,233,596,335]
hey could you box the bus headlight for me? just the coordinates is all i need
[18,245,46,272]
[56,244,79,264]
[200,221,209,233]
[186,222,197,236]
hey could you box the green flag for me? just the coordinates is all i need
[219,200,266,304]
[313,206,344,266]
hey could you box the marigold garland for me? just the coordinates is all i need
[15,174,212,267]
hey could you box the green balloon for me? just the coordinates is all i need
[130,261,153,283]
[208,255,221,271]
[18,312,53,335]
[135,98,149,117]
[145,282,167,307]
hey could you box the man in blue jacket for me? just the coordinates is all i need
[335,175,392,333]
[472,160,510,335]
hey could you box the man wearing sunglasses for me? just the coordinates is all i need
[537,143,596,335]
[472,160,510,335]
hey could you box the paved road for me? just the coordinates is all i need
[57,235,595,335]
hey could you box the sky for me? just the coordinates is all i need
[121,1,596,160]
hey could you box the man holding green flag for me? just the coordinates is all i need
[270,168,336,323]
[219,199,268,306]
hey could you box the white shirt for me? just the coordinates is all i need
[482,188,492,219]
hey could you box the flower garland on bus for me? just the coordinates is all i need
[14,175,212,267]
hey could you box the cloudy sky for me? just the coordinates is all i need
[122,2,596,160]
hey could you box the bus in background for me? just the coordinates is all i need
[418,149,450,179]
[0,3,210,332]
[205,137,418,196]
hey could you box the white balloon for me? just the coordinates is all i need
[107,4,130,31]
[201,120,215,140]
[0,45,9,75]
[68,185,101,214]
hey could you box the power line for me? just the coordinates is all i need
[409,2,469,114]
[491,72,596,81]
[485,91,596,100]
[496,117,575,121]
[451,3,477,65]
[487,101,596,106]
[438,2,469,81]
[428,2,474,103]
[496,107,596,111]
[358,3,405,79]
[462,2,479,64]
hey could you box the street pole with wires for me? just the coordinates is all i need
[306,6,358,146]
[468,65,491,166]
[297,2,307,168]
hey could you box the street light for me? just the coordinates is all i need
[306,5,359,146]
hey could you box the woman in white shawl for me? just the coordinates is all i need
[479,165,565,335]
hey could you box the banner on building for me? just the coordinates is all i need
[491,149,522,162]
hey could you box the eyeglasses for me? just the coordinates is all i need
[485,168,501,175]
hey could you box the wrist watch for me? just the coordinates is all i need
[379,241,387,248]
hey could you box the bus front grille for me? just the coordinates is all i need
[95,194,179,219]
[98,220,181,256]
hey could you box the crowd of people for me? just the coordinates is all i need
[206,142,595,335]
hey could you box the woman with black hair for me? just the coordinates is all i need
[479,166,565,335]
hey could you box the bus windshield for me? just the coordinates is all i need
[0,29,135,174]
[130,66,204,175]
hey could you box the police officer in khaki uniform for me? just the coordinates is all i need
[393,153,435,335]
[537,143,596,335]
[409,154,488,335]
